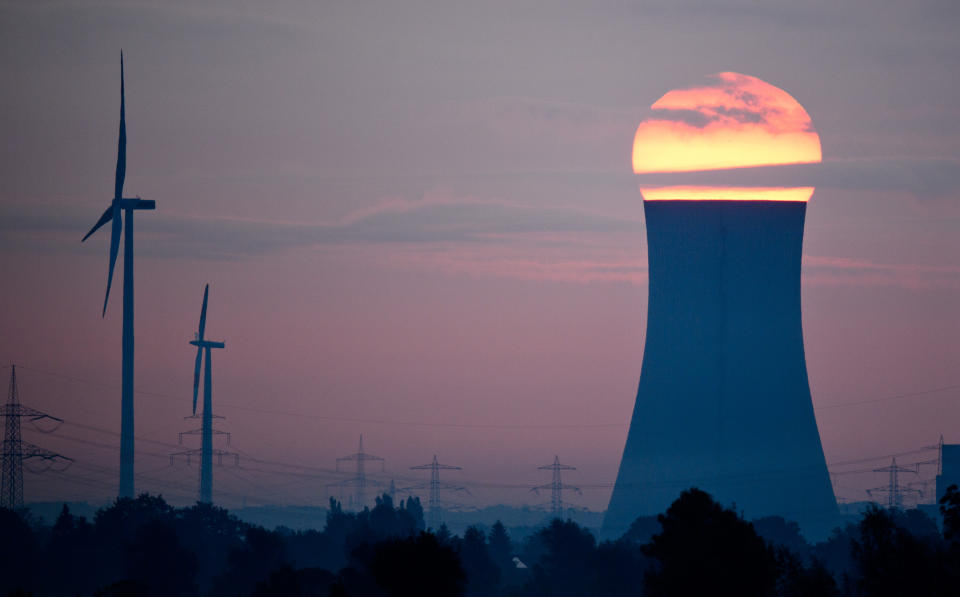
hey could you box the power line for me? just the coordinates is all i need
[866,458,921,509]
[13,361,960,430]
[7,361,956,508]
[815,384,960,410]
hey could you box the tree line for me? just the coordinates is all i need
[2,485,960,596]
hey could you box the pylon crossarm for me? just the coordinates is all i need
[181,412,226,421]
[20,442,73,474]
[0,405,63,433]
[171,448,200,466]
[20,441,72,462]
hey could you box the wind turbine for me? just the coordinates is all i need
[81,53,155,499]
[189,284,225,503]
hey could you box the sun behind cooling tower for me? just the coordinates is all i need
[604,73,838,539]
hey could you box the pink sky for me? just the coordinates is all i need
[2,1,960,512]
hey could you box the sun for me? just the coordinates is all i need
[633,72,821,202]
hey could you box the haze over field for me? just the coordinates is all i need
[2,0,960,511]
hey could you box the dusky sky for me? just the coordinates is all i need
[1,0,959,510]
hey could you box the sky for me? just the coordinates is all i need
[1,0,960,512]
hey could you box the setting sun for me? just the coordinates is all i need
[633,72,821,201]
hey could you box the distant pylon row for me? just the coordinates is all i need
[326,437,468,529]
[325,439,581,527]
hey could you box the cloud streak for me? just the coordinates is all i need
[0,196,641,260]
[635,158,960,198]
[803,255,960,289]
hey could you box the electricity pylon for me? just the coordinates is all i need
[867,457,920,509]
[410,454,466,529]
[170,416,239,504]
[531,455,580,519]
[1,365,73,509]
[328,435,385,510]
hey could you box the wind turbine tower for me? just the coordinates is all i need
[81,53,155,498]
[188,284,226,504]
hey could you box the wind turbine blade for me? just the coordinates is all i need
[192,345,202,415]
[82,205,113,242]
[198,284,209,341]
[114,52,126,200]
[102,203,122,317]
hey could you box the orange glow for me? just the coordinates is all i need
[633,72,821,202]
[640,186,814,202]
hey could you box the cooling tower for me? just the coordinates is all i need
[603,199,838,538]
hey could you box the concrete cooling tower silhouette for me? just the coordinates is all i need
[604,73,838,538]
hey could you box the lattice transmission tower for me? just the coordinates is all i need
[1,365,73,509]
[410,454,466,529]
[328,435,385,510]
[170,411,239,503]
[867,457,920,509]
[531,455,581,519]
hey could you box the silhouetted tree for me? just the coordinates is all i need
[753,515,810,559]
[0,508,38,595]
[811,522,858,591]
[402,495,425,532]
[621,514,660,546]
[175,502,247,592]
[642,488,777,597]
[523,519,598,597]
[435,522,454,545]
[297,493,422,574]
[851,505,947,597]
[251,566,337,597]
[368,494,413,538]
[369,532,464,596]
[775,548,838,597]
[94,578,150,596]
[459,526,499,596]
[44,504,97,595]
[941,484,960,545]
[320,498,354,571]
[893,507,940,541]
[33,490,960,596]
[124,519,198,597]
[594,538,646,597]
[487,520,522,588]
[487,520,512,567]
[94,493,177,585]
[211,526,289,597]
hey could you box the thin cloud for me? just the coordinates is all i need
[635,158,960,198]
[803,255,960,289]
[0,196,641,261]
